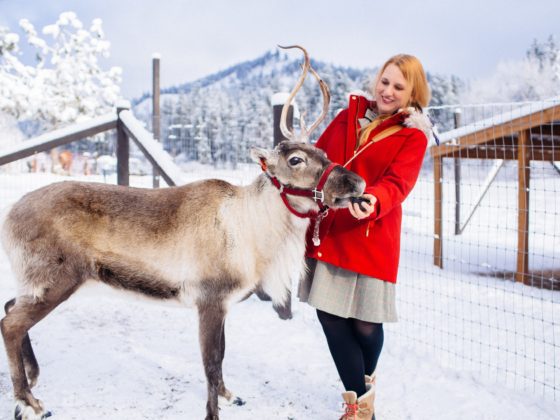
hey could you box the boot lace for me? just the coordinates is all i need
[340,402,359,419]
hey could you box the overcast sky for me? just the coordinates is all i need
[1,0,559,99]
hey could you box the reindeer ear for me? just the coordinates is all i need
[250,147,271,164]
[251,147,279,172]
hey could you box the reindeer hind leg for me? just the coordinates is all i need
[1,283,80,420]
[4,299,40,389]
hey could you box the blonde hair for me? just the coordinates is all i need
[359,54,430,146]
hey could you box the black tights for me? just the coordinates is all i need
[317,309,384,396]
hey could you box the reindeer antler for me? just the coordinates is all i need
[306,65,331,136]
[278,45,331,142]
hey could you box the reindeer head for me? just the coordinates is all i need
[251,141,365,210]
[251,45,364,213]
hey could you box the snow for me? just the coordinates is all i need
[271,92,290,107]
[0,169,558,420]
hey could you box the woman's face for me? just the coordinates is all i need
[374,63,412,115]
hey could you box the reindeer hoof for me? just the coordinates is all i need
[14,401,51,420]
[218,389,245,407]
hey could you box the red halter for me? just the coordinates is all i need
[261,160,340,219]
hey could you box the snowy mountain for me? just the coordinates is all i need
[132,49,462,167]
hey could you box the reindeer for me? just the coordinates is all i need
[0,45,366,420]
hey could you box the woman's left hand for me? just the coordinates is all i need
[348,193,377,220]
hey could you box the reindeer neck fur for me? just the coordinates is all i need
[234,173,312,305]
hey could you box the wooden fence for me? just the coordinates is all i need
[0,102,184,187]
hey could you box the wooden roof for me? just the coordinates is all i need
[431,100,560,159]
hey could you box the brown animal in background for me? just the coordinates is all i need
[58,150,73,173]
[0,46,365,420]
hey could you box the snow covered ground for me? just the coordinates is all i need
[0,169,559,419]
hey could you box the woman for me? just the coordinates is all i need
[299,54,433,419]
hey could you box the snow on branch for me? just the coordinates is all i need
[0,12,122,138]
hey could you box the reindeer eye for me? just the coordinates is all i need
[289,156,304,166]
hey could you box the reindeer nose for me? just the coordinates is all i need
[334,166,366,194]
[352,174,366,195]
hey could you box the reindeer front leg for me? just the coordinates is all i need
[197,301,226,420]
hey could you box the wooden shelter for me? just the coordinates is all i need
[430,100,560,282]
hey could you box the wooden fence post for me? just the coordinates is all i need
[116,100,131,186]
[272,93,294,146]
[434,156,443,268]
[516,129,531,283]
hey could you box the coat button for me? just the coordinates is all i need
[317,252,323,257]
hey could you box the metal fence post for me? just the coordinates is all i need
[454,109,462,235]
[152,54,161,188]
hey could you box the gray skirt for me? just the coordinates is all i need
[298,259,398,323]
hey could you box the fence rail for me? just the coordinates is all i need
[0,113,117,166]
[0,104,184,187]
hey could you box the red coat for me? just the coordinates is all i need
[306,94,430,283]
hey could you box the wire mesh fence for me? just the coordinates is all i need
[0,99,558,402]
[394,99,560,401]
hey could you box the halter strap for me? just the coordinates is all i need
[263,162,340,218]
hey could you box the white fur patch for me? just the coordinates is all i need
[1,223,44,299]
[403,109,433,140]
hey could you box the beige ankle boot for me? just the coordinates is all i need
[356,386,375,419]
[364,371,376,419]
[340,387,375,420]
[340,391,358,420]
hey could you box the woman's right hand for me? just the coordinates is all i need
[348,194,377,220]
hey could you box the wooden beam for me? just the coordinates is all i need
[434,156,443,268]
[530,124,560,137]
[516,130,530,283]
[0,114,117,166]
[441,147,560,161]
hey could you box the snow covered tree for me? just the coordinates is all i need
[428,73,465,131]
[0,12,122,138]
[460,35,560,104]
[527,35,559,75]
